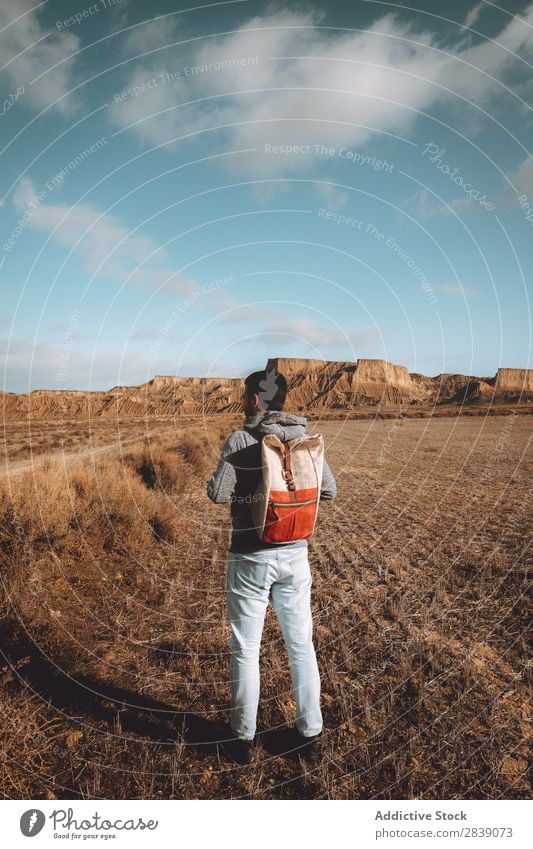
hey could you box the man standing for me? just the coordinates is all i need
[207,369,337,764]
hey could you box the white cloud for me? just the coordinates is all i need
[220,304,281,324]
[0,328,235,393]
[312,182,350,210]
[130,325,181,344]
[510,157,533,194]
[263,317,381,353]
[449,4,533,91]
[109,5,533,178]
[220,302,380,354]
[0,0,80,115]
[0,333,195,392]
[400,186,488,220]
[47,321,95,340]
[110,63,191,147]
[11,177,198,294]
[401,188,444,219]
[120,15,178,55]
[463,3,484,30]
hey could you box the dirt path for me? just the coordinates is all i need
[0,425,183,479]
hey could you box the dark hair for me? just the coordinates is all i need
[245,369,288,411]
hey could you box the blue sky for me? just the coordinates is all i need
[1,0,532,391]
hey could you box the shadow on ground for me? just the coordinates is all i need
[1,622,226,751]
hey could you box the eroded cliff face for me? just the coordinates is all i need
[268,357,432,407]
[2,359,532,419]
[494,369,533,393]
[265,358,337,376]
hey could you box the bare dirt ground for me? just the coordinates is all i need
[0,414,531,799]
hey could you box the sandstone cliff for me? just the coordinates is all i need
[266,357,428,407]
[494,368,533,393]
[2,359,532,419]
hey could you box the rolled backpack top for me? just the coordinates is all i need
[251,433,324,544]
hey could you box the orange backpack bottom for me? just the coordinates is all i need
[261,487,319,544]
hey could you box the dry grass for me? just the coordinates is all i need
[0,416,230,477]
[0,414,531,800]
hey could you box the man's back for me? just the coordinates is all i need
[207,410,336,553]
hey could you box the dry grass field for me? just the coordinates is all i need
[0,412,531,799]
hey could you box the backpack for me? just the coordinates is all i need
[251,433,324,544]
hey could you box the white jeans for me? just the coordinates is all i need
[226,546,323,741]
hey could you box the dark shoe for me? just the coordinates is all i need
[297,732,323,765]
[226,737,254,765]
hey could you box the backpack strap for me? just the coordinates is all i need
[281,444,297,493]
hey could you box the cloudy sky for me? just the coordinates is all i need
[1,0,532,391]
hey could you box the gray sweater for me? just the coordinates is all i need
[207,411,337,554]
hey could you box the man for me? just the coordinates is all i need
[207,368,337,764]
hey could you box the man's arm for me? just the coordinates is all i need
[320,456,337,501]
[207,434,239,504]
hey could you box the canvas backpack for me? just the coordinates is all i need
[250,433,324,544]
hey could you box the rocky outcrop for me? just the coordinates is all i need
[266,357,337,376]
[265,357,429,408]
[494,368,533,393]
[2,359,532,419]
[421,374,495,405]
